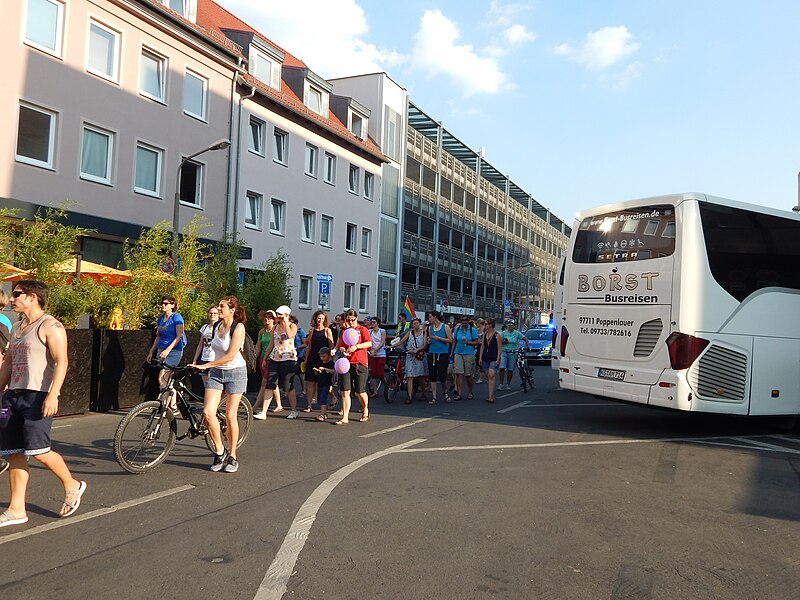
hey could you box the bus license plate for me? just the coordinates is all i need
[598,368,625,381]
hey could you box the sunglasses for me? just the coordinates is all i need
[161,301,172,306]
[11,290,26,298]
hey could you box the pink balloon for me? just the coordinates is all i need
[334,357,350,374]
[342,328,360,347]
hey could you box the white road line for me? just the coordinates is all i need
[732,437,800,454]
[0,484,195,545]
[360,417,437,438]
[773,435,800,444]
[254,439,426,600]
[52,424,73,429]
[498,401,623,413]
[497,400,532,413]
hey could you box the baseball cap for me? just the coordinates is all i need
[276,305,291,315]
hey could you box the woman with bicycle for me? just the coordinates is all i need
[392,317,427,404]
[146,295,186,387]
[189,296,248,473]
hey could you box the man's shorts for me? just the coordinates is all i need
[453,353,476,376]
[499,351,517,371]
[0,390,52,456]
[339,363,368,393]
[205,366,248,395]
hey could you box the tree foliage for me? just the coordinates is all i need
[240,249,293,333]
[204,234,245,303]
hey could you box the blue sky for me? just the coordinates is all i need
[216,0,800,224]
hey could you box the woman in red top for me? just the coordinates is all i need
[335,309,372,424]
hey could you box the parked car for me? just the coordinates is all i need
[521,327,553,363]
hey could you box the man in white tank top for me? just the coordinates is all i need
[0,280,86,527]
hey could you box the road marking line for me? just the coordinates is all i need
[52,424,73,429]
[497,400,532,413]
[0,484,195,545]
[360,417,437,438]
[499,401,622,413]
[255,439,426,600]
[773,435,800,444]
[732,437,800,454]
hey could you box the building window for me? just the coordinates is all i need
[134,143,162,196]
[273,129,287,165]
[304,143,318,177]
[179,159,202,206]
[306,86,323,115]
[15,102,56,169]
[324,152,336,184]
[140,48,167,103]
[346,223,357,253]
[299,276,311,308]
[24,0,64,56]
[320,215,333,247]
[348,164,359,194]
[364,172,374,200]
[80,125,113,185]
[359,285,369,312]
[344,283,354,310]
[87,20,119,82]
[302,209,315,242]
[248,117,264,155]
[249,47,281,90]
[163,0,196,21]
[361,228,372,257]
[270,199,285,234]
[350,113,364,139]
[245,191,262,229]
[183,70,207,121]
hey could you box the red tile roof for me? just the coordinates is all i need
[196,0,385,160]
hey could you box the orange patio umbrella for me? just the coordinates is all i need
[2,259,131,287]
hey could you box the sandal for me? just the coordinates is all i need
[60,481,87,518]
[467,394,474,400]
[316,414,327,422]
[404,398,412,404]
[0,509,28,528]
[428,398,436,405]
[359,415,369,422]
[487,397,495,404]
[335,419,348,425]
[444,394,451,403]
[270,407,284,412]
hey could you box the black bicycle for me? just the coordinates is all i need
[515,350,535,393]
[113,361,253,473]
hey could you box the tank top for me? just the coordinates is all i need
[259,328,272,358]
[427,323,449,354]
[9,315,56,392]
[307,328,329,362]
[370,328,386,357]
[482,331,499,363]
[210,322,246,370]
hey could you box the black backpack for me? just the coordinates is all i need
[212,321,258,373]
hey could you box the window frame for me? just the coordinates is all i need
[344,282,355,310]
[299,276,312,309]
[139,47,167,104]
[178,158,204,207]
[361,228,372,257]
[248,116,265,156]
[346,222,357,253]
[302,209,316,243]
[324,152,336,185]
[24,0,64,58]
[359,285,369,312]
[79,124,114,185]
[320,215,333,248]
[249,46,281,90]
[304,143,318,177]
[183,69,208,122]
[273,128,288,165]
[244,190,263,230]
[86,19,120,83]
[270,198,286,235]
[15,102,57,170]
[364,171,374,200]
[348,164,360,195]
[133,142,163,197]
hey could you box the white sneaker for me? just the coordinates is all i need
[253,412,267,420]
[287,411,299,419]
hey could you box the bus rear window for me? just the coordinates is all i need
[572,205,676,263]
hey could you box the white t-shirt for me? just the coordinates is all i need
[210,322,247,370]
[199,323,215,362]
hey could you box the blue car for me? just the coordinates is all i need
[520,328,553,363]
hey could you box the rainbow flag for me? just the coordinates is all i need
[401,296,416,320]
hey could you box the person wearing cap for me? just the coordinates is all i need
[263,305,300,419]
[311,347,335,421]
[498,319,527,391]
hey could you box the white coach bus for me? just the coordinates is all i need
[557,192,800,415]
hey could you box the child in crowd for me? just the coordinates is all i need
[313,347,336,422]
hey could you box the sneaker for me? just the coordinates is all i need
[287,411,299,419]
[0,458,8,476]
[253,412,267,420]
[223,456,239,473]
[210,449,228,472]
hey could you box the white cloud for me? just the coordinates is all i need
[504,24,536,46]
[213,0,404,78]
[411,9,511,96]
[554,25,640,70]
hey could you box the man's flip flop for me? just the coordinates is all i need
[0,510,28,527]
[60,481,87,518]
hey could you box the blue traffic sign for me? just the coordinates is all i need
[319,281,330,295]
[316,273,333,283]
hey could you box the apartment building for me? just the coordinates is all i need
[2,0,241,266]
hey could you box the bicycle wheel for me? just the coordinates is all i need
[113,400,177,474]
[204,395,254,452]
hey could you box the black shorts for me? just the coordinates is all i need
[428,353,449,383]
[1,390,53,456]
[266,359,297,392]
[339,363,368,393]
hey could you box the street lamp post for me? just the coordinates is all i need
[173,138,231,259]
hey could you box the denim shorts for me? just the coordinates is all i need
[206,366,248,395]
[499,351,517,371]
[159,348,183,367]
[0,390,53,456]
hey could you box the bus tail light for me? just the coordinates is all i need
[665,332,709,370]
[559,326,569,357]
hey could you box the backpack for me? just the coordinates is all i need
[212,321,258,373]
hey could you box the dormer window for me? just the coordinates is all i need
[250,46,281,90]
[304,82,328,117]
[161,0,197,22]
[349,112,366,140]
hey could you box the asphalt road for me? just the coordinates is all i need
[1,366,799,600]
